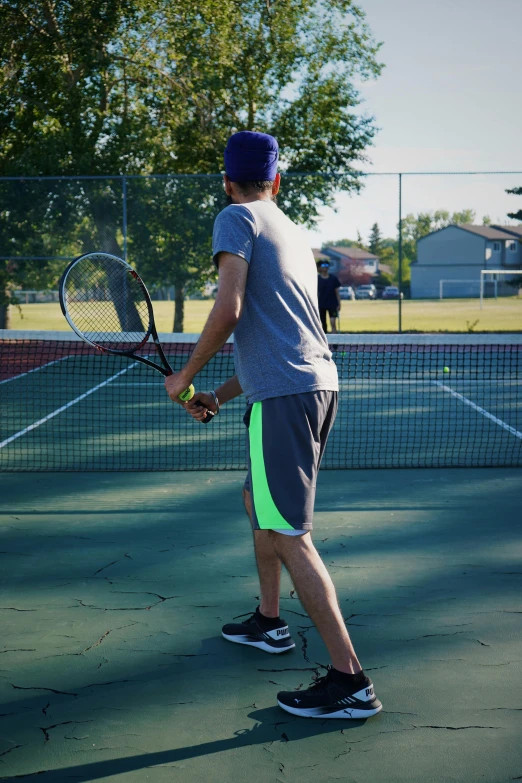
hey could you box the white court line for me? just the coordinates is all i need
[433,381,522,440]
[0,362,139,450]
[0,355,73,386]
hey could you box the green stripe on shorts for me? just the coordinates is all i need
[249,402,293,530]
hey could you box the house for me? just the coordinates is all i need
[312,249,331,264]
[495,224,522,240]
[410,224,522,299]
[318,246,380,286]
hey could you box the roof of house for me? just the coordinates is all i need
[492,224,522,238]
[323,245,379,261]
[418,224,517,243]
[456,224,516,240]
[312,248,330,262]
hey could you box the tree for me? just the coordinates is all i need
[128,176,222,332]
[506,187,522,222]
[323,236,367,250]
[368,222,382,255]
[356,230,366,249]
[377,244,398,278]
[338,261,372,288]
[401,209,476,247]
[505,187,522,295]
[0,0,383,329]
[325,238,351,247]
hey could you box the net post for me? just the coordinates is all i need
[398,173,403,333]
[439,279,443,300]
[480,270,484,309]
[122,176,128,263]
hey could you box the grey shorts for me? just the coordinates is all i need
[243,391,338,532]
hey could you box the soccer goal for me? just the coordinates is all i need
[480,269,522,309]
[439,280,481,300]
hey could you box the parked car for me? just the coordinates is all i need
[339,286,355,300]
[382,286,403,300]
[355,284,377,300]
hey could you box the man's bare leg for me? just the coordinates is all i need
[243,489,281,618]
[271,530,361,674]
[329,313,338,334]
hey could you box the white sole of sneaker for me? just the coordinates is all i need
[222,632,295,654]
[277,700,383,719]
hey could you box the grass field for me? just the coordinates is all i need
[6,296,522,333]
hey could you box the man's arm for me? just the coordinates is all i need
[184,252,247,377]
[215,374,243,404]
[165,252,248,401]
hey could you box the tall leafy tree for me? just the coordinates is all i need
[0,0,383,329]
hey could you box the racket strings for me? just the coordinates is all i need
[64,254,151,350]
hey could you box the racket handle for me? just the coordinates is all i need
[196,405,214,425]
[177,383,215,424]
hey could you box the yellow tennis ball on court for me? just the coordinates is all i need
[179,384,195,402]
[443,366,450,374]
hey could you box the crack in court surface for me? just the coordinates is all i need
[0,468,521,782]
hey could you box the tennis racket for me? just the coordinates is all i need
[59,251,214,423]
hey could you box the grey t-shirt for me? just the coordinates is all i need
[212,200,338,403]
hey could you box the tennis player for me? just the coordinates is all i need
[165,131,382,719]
[317,260,341,334]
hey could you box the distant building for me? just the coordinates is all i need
[312,249,331,264]
[496,224,522,241]
[410,224,522,299]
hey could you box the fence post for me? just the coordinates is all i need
[122,175,128,262]
[398,173,403,333]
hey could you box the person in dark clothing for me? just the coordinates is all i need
[317,261,341,333]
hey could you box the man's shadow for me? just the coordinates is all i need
[3,707,371,782]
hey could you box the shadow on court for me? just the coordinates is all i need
[0,468,521,783]
[0,707,367,782]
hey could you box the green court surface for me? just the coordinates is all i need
[1,469,521,783]
[2,334,521,472]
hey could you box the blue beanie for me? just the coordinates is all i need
[224,131,279,182]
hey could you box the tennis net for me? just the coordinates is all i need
[1,331,521,471]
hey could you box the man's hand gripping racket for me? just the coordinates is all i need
[183,391,218,422]
[59,251,214,423]
[167,380,218,422]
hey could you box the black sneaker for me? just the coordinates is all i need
[221,608,295,654]
[277,666,382,718]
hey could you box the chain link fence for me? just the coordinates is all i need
[1,171,521,332]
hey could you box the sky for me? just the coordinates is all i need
[305,0,522,248]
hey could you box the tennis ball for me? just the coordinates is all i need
[443,366,450,374]
[179,384,195,402]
